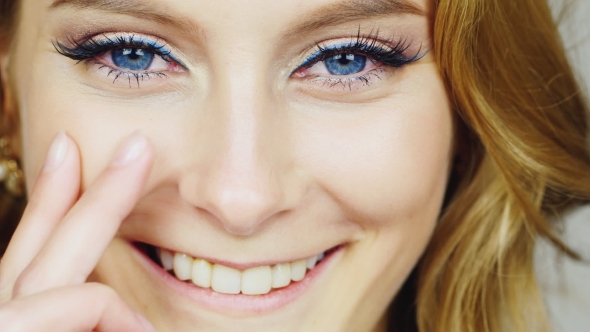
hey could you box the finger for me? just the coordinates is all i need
[0,132,80,300]
[0,283,156,332]
[13,132,153,297]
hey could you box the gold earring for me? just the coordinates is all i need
[0,136,24,197]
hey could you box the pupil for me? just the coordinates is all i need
[337,55,353,65]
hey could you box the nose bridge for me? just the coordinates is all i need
[219,81,278,212]
[180,57,297,236]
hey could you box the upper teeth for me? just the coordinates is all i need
[157,248,326,295]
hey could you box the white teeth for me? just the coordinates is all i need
[211,264,242,295]
[290,259,307,282]
[159,248,174,271]
[158,247,329,295]
[271,263,292,289]
[241,266,272,295]
[191,258,213,288]
[306,255,318,270]
[173,253,193,281]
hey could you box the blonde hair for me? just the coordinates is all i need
[1,0,589,331]
[414,0,590,331]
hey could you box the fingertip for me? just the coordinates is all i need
[42,131,69,172]
[28,132,79,204]
[110,132,152,167]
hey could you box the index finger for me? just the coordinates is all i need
[0,132,80,300]
[12,133,153,297]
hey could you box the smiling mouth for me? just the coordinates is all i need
[140,244,335,296]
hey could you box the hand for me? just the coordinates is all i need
[0,132,156,332]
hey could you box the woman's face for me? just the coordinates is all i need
[4,0,452,330]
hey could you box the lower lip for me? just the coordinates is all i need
[130,243,343,315]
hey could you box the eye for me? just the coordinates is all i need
[323,54,368,75]
[111,48,155,71]
[54,33,186,87]
[96,47,176,74]
[299,53,378,77]
[292,37,422,83]
[290,35,424,97]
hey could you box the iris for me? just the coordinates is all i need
[111,48,155,71]
[324,54,367,75]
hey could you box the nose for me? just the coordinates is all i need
[178,75,303,236]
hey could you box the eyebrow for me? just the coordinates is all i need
[49,0,190,31]
[50,0,424,35]
[289,0,425,36]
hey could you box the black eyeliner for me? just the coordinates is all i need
[294,31,424,74]
[53,33,185,68]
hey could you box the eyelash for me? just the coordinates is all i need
[54,34,180,87]
[293,32,423,89]
[54,32,423,90]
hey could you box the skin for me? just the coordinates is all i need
[0,0,453,331]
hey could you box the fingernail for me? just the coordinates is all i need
[135,312,157,332]
[43,131,68,172]
[110,133,148,167]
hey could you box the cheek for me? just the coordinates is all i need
[289,68,453,320]
[295,69,453,227]
[17,54,191,191]
[19,73,127,190]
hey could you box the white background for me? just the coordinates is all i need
[539,1,590,331]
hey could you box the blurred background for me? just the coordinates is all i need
[539,1,590,331]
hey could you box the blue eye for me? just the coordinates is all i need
[324,54,367,75]
[111,48,155,71]
[294,38,423,80]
